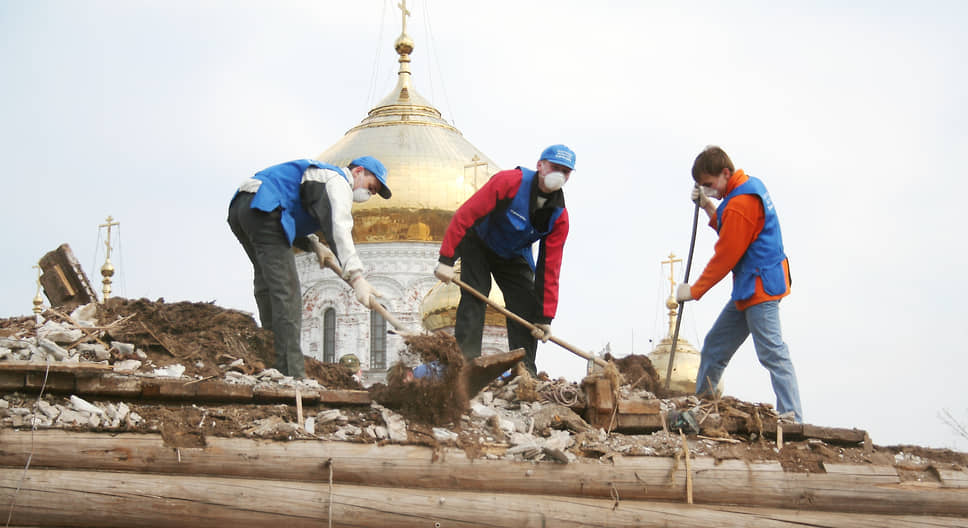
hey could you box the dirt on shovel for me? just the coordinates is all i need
[369,332,524,426]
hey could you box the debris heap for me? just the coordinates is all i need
[2,298,967,527]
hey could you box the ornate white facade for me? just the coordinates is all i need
[298,242,509,385]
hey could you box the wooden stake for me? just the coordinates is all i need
[295,389,303,427]
[680,430,693,504]
[777,423,784,450]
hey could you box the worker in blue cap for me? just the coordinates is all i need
[434,144,575,375]
[228,156,391,378]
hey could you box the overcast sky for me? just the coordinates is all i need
[2,1,965,450]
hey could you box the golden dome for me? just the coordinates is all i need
[317,26,500,244]
[648,254,708,393]
[648,330,702,393]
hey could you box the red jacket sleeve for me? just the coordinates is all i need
[534,208,568,322]
[438,169,523,264]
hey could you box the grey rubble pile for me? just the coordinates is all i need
[0,305,850,466]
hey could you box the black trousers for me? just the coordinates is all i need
[455,233,539,374]
[228,193,305,377]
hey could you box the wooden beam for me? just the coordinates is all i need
[0,367,371,406]
[37,243,97,308]
[1,430,964,517]
[0,467,962,528]
[0,361,115,373]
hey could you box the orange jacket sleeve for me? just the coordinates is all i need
[690,194,763,300]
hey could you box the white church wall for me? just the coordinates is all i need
[297,240,510,386]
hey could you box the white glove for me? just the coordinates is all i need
[434,262,455,283]
[691,185,713,209]
[307,234,338,269]
[316,243,337,268]
[676,283,694,303]
[531,323,552,343]
[352,277,383,309]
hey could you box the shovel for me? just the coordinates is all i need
[308,237,520,395]
[306,235,416,336]
[451,276,609,369]
[665,199,701,390]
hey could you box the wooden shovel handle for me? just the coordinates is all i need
[451,277,607,367]
[307,235,411,335]
[370,300,410,335]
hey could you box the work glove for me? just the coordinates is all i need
[306,234,338,269]
[676,283,694,303]
[531,323,552,343]
[691,185,713,209]
[352,276,383,309]
[434,262,455,283]
[314,242,338,268]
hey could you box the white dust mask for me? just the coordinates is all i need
[542,171,566,192]
[703,186,720,199]
[353,188,372,203]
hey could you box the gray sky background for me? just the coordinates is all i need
[2,1,965,450]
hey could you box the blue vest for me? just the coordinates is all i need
[473,168,564,270]
[716,176,788,302]
[246,159,348,245]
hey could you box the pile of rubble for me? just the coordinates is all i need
[2,298,966,475]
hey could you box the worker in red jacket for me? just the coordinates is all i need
[676,146,802,422]
[434,145,575,375]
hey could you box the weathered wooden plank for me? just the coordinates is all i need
[0,360,114,373]
[617,399,661,414]
[317,389,370,405]
[37,243,97,308]
[74,373,142,397]
[0,467,962,528]
[802,424,867,444]
[0,371,25,391]
[823,463,899,482]
[596,377,614,413]
[936,468,968,489]
[24,371,73,392]
[253,385,320,403]
[141,378,197,399]
[616,413,664,430]
[1,430,965,517]
[195,379,254,401]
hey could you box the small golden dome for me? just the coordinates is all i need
[421,265,507,332]
[648,335,702,394]
[650,254,708,393]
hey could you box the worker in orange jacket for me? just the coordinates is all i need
[676,146,802,422]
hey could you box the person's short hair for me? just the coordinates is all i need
[691,146,734,182]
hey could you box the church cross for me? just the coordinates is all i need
[99,215,120,261]
[398,0,411,34]
[464,154,488,190]
[661,252,682,297]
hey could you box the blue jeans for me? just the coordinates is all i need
[695,300,802,422]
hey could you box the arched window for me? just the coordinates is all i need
[323,308,336,363]
[370,310,386,369]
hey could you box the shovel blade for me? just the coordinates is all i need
[462,348,526,398]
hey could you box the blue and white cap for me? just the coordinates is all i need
[539,144,576,170]
[350,156,391,198]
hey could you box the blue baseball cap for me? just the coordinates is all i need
[350,156,391,199]
[539,144,576,170]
